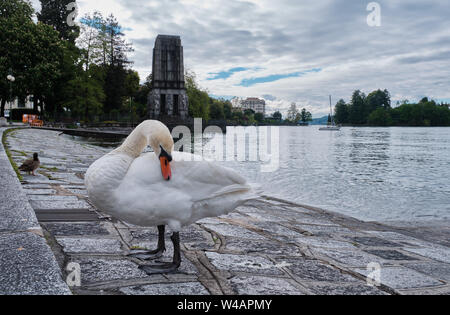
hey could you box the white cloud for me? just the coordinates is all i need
[30,0,450,117]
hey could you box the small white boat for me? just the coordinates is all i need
[319,126,341,131]
[320,95,341,131]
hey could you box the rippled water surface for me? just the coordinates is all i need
[76,126,450,223]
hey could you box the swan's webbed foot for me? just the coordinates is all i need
[128,248,165,260]
[139,262,180,274]
[139,231,181,275]
[127,225,166,260]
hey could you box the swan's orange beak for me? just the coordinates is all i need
[160,156,171,181]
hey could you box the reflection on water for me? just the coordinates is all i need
[70,127,450,223]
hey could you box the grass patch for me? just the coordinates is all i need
[40,165,59,172]
[130,245,148,250]
[10,149,28,157]
[2,128,24,181]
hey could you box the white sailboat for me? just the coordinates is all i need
[319,95,341,131]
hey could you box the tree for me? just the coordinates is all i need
[300,108,312,123]
[63,65,104,121]
[366,89,391,113]
[186,71,209,120]
[223,102,232,119]
[334,99,349,124]
[27,22,67,114]
[368,108,392,126]
[348,90,367,124]
[38,0,80,43]
[77,12,104,71]
[254,112,264,123]
[209,101,225,120]
[287,103,299,122]
[244,109,255,116]
[272,111,282,121]
[0,0,35,116]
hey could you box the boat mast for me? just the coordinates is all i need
[329,95,334,125]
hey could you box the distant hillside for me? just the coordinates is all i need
[309,116,329,125]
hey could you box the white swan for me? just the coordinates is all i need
[85,120,257,274]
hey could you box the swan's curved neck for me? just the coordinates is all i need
[115,123,150,158]
[113,120,170,158]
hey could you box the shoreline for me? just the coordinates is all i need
[1,127,449,295]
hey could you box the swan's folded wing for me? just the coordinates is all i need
[172,152,247,187]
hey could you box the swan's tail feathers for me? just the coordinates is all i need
[193,183,261,203]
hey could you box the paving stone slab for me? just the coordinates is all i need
[68,257,148,284]
[46,172,84,184]
[230,275,305,295]
[57,237,123,254]
[349,236,401,248]
[307,283,387,295]
[43,222,111,236]
[28,195,79,201]
[23,189,57,195]
[403,246,450,264]
[65,189,88,196]
[403,262,450,282]
[296,224,354,236]
[206,252,285,276]
[22,184,54,190]
[30,199,91,210]
[296,236,357,250]
[202,223,266,240]
[364,250,418,261]
[279,257,359,283]
[0,231,71,295]
[313,248,387,268]
[365,230,424,243]
[119,282,209,295]
[225,237,304,256]
[251,222,303,242]
[353,266,443,290]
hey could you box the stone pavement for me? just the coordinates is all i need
[2,127,450,295]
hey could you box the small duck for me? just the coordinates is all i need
[19,152,40,176]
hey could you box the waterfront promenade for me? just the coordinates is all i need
[1,127,449,295]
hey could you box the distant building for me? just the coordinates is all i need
[4,96,34,117]
[231,97,266,115]
[7,96,34,110]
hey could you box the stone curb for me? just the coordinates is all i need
[0,128,71,295]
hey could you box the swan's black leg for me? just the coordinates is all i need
[128,225,166,260]
[139,231,181,275]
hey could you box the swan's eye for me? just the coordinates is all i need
[159,145,172,162]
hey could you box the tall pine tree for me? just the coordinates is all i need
[38,0,80,43]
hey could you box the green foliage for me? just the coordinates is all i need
[334,89,449,126]
[300,108,312,123]
[38,0,80,43]
[185,71,211,120]
[63,67,105,121]
[254,112,264,122]
[368,108,393,126]
[334,99,348,124]
[272,111,282,121]
[209,101,225,120]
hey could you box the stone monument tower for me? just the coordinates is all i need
[148,35,188,119]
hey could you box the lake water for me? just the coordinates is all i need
[76,126,450,223]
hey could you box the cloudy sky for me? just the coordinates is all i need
[30,0,450,117]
